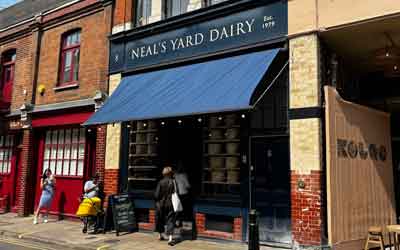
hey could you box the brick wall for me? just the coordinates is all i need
[103,168,119,206]
[138,209,155,231]
[195,213,242,241]
[36,8,110,105]
[16,129,33,216]
[0,35,34,112]
[289,33,326,248]
[291,170,324,246]
[95,125,107,183]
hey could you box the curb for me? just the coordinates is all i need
[0,229,103,250]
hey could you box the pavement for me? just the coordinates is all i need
[0,213,286,250]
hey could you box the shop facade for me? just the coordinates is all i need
[0,0,112,217]
[88,0,291,246]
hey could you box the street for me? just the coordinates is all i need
[0,238,70,250]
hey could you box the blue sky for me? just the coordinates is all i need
[0,0,22,10]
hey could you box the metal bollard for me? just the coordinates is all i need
[248,209,259,250]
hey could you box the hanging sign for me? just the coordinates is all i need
[110,1,287,73]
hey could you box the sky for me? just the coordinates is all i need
[0,0,22,10]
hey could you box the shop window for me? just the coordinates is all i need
[58,29,81,86]
[1,49,16,107]
[43,128,86,177]
[0,135,14,174]
[135,0,231,26]
[202,115,241,199]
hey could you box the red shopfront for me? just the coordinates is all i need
[32,111,96,217]
[0,133,21,213]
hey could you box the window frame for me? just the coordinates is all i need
[0,135,14,175]
[42,128,86,178]
[1,50,16,105]
[58,29,81,87]
[135,0,213,26]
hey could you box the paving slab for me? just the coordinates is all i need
[0,213,287,250]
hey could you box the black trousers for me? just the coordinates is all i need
[155,203,176,235]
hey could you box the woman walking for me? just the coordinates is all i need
[33,168,56,224]
[155,166,176,246]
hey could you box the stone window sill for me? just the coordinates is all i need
[53,83,79,92]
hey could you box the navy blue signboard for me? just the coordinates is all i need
[110,1,287,73]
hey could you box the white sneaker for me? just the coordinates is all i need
[33,217,38,225]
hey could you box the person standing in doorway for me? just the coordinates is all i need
[155,166,176,246]
[34,168,56,224]
[174,163,191,227]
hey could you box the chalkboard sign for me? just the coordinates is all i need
[109,193,138,236]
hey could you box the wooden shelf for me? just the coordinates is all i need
[130,142,158,145]
[128,177,157,181]
[202,181,240,185]
[205,125,240,129]
[129,165,158,169]
[129,153,158,157]
[204,139,240,143]
[203,168,240,171]
[130,129,158,133]
[204,154,240,157]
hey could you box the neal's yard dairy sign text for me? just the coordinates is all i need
[109,1,287,72]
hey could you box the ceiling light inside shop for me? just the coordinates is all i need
[197,118,202,122]
[161,121,165,126]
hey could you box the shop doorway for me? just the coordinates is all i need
[250,136,291,246]
[0,134,19,212]
[33,127,95,217]
[158,120,203,220]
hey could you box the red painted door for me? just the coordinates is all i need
[2,64,14,104]
[0,135,17,211]
[34,127,93,217]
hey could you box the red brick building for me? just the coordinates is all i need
[0,0,111,217]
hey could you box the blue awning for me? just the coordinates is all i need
[84,49,279,125]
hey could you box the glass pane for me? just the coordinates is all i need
[62,160,69,175]
[62,51,72,82]
[8,135,13,146]
[72,129,79,143]
[137,0,153,25]
[77,160,84,176]
[66,34,72,46]
[70,160,77,176]
[51,146,57,159]
[46,132,51,144]
[52,130,58,144]
[64,145,71,160]
[4,137,9,146]
[65,129,72,144]
[0,136,3,146]
[71,144,78,160]
[43,160,49,171]
[57,145,64,159]
[211,0,228,4]
[63,160,70,174]
[50,160,56,175]
[79,128,85,143]
[78,144,85,159]
[56,160,63,175]
[0,149,4,162]
[58,130,65,144]
[44,146,51,159]
[73,49,79,81]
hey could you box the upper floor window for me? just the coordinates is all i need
[136,0,229,26]
[59,30,81,86]
[1,49,16,107]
